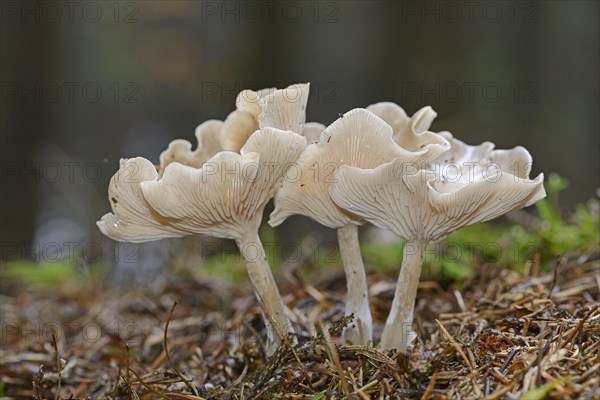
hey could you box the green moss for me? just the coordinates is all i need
[361,242,404,274]
[200,250,247,284]
[0,259,104,289]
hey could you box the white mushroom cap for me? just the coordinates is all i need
[367,102,445,151]
[141,151,262,240]
[97,157,189,242]
[220,83,310,152]
[236,89,262,118]
[158,119,223,175]
[98,128,305,242]
[429,132,535,192]
[330,156,546,243]
[258,83,309,133]
[302,122,326,144]
[366,102,409,130]
[269,108,451,229]
[220,109,259,153]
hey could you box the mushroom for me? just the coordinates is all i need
[158,82,311,170]
[329,137,546,352]
[158,119,223,174]
[97,157,189,242]
[97,118,224,240]
[300,122,326,144]
[220,83,310,152]
[366,102,439,145]
[269,108,450,345]
[98,127,307,354]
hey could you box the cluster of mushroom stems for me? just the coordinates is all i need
[98,82,546,355]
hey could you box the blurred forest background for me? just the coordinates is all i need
[1,1,598,282]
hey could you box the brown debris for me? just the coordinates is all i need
[0,251,598,399]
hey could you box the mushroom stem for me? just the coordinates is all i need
[380,240,425,352]
[236,231,292,355]
[338,224,373,345]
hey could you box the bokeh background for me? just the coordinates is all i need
[1,0,598,279]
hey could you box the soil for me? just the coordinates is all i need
[1,251,598,399]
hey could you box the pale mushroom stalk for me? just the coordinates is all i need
[235,230,291,352]
[337,224,372,345]
[380,240,425,352]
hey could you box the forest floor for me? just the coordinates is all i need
[1,248,599,399]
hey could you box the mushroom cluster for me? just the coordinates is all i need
[98,82,546,354]
[99,83,310,354]
[270,107,450,345]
